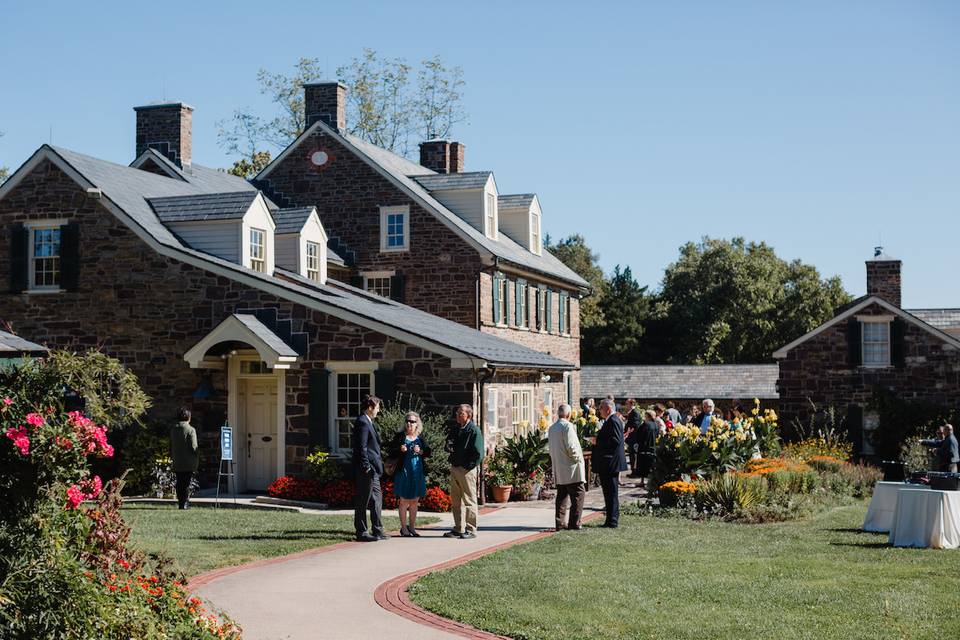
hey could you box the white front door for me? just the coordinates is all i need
[240,378,278,491]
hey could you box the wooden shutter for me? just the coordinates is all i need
[374,367,395,407]
[847,318,861,366]
[60,222,80,292]
[891,318,906,368]
[389,273,404,303]
[545,290,554,332]
[846,404,864,458]
[559,292,568,334]
[350,275,364,289]
[514,281,523,326]
[307,369,330,450]
[9,224,28,293]
[492,275,501,324]
[566,373,573,406]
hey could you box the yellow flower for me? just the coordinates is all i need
[709,441,718,450]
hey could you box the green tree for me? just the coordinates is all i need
[544,234,607,330]
[584,265,651,364]
[227,150,272,179]
[650,237,851,364]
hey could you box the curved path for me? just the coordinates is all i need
[193,488,637,640]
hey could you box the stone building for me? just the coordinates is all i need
[774,250,960,457]
[0,89,586,490]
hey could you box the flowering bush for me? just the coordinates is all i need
[267,476,323,502]
[782,437,852,463]
[658,480,697,508]
[570,406,600,450]
[422,486,452,512]
[304,448,344,484]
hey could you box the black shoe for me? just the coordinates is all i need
[409,529,421,537]
[459,531,477,539]
[356,533,378,542]
[375,533,389,540]
[399,527,413,537]
[443,530,463,538]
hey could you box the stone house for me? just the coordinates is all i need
[0,91,585,490]
[774,250,960,457]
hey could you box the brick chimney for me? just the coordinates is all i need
[419,139,465,173]
[866,247,902,308]
[134,102,193,167]
[304,82,346,131]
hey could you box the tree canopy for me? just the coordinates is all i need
[544,234,607,330]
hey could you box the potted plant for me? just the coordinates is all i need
[485,449,515,503]
[502,432,549,501]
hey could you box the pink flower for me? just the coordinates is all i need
[2,397,12,406]
[66,484,85,509]
[5,427,30,456]
[25,412,45,428]
[82,475,103,498]
[55,436,74,450]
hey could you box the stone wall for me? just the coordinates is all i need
[134,103,192,167]
[483,373,571,445]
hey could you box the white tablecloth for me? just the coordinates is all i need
[888,488,960,549]
[863,482,928,532]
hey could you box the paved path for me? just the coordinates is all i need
[194,486,644,640]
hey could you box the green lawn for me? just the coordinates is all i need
[123,504,437,577]
[410,504,960,640]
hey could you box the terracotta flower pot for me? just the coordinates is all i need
[491,484,512,503]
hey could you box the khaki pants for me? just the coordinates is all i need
[555,482,585,530]
[449,466,479,533]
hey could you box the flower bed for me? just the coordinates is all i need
[267,475,452,512]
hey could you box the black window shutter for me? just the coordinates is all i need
[492,276,501,324]
[308,369,330,451]
[847,318,862,366]
[846,404,864,456]
[891,318,906,368]
[374,368,395,407]
[60,222,80,292]
[389,273,404,303]
[10,224,28,293]
[350,275,364,289]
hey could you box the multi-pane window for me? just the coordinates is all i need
[380,206,409,252]
[862,321,890,367]
[240,360,273,374]
[495,278,508,325]
[535,288,545,331]
[515,281,528,328]
[485,193,497,238]
[545,290,554,332]
[31,227,61,288]
[305,241,320,282]
[559,292,570,334]
[250,228,266,273]
[511,389,532,436]
[365,277,392,298]
[335,372,372,451]
[530,212,541,253]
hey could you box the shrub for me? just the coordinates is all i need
[267,476,323,502]
[658,480,697,508]
[807,455,846,473]
[318,478,355,507]
[695,473,767,516]
[484,448,515,487]
[766,467,819,495]
[117,421,170,495]
[374,396,451,492]
[900,436,934,474]
[304,449,344,484]
[421,486,452,512]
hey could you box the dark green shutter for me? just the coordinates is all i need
[559,292,567,334]
[545,290,553,332]
[389,273,404,303]
[514,281,523,325]
[374,367,395,407]
[891,318,906,368]
[350,275,364,289]
[308,369,330,450]
[847,318,861,366]
[492,275,501,324]
[60,223,80,292]
[846,404,864,457]
[566,373,574,406]
[10,224,28,293]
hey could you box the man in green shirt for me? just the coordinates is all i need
[444,404,485,539]
[170,407,199,510]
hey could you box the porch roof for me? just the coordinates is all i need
[183,314,300,370]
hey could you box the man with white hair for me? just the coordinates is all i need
[548,404,586,531]
[697,398,717,435]
[922,424,959,473]
[594,398,628,528]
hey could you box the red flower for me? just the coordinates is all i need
[5,426,30,456]
[24,412,45,428]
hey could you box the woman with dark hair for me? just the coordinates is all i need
[389,411,431,536]
[170,407,198,510]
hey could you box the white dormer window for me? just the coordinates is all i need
[250,228,266,272]
[861,318,891,367]
[485,193,498,240]
[530,211,542,255]
[305,241,321,282]
[380,205,409,252]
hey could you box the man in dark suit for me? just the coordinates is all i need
[922,424,960,473]
[594,399,628,528]
[353,395,387,542]
[623,399,641,478]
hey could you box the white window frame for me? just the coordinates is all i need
[485,192,498,240]
[543,389,553,420]
[516,281,528,328]
[305,241,321,282]
[327,361,377,456]
[859,315,892,368]
[249,227,267,273]
[497,278,509,326]
[379,205,410,253]
[362,270,395,298]
[26,220,66,293]
[511,389,532,436]
[530,211,541,255]
[485,387,499,433]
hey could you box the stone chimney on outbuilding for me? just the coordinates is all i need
[866,247,902,308]
[304,82,347,131]
[419,139,465,173]
[134,102,193,167]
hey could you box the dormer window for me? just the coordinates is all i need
[861,318,890,367]
[380,205,409,252]
[305,241,321,282]
[485,193,498,240]
[250,228,266,272]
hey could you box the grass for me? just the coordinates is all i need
[410,503,960,640]
[123,504,438,577]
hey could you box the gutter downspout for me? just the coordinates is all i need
[476,364,497,506]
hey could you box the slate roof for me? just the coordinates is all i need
[148,191,259,222]
[0,330,48,355]
[132,148,268,198]
[273,207,316,234]
[906,308,960,330]
[412,171,493,191]
[3,145,570,370]
[232,314,300,357]
[581,365,780,400]
[498,194,536,209]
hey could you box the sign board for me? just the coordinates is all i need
[220,425,233,461]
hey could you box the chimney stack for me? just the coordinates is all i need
[134,102,193,167]
[866,247,902,308]
[419,139,465,173]
[304,82,347,131]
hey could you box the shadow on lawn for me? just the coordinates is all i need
[828,541,891,549]
[197,529,355,541]
[826,527,878,534]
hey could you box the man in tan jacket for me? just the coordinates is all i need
[548,403,586,531]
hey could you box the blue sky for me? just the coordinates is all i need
[1,1,957,307]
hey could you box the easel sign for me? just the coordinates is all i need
[221,425,233,461]
[216,423,237,507]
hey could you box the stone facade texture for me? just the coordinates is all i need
[866,260,902,308]
[304,83,347,131]
[484,374,570,444]
[134,104,192,167]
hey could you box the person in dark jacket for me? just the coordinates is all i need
[353,395,386,542]
[922,424,959,473]
[594,399,628,528]
[169,407,199,510]
[443,404,485,539]
[623,399,642,478]
[634,409,660,487]
[388,411,431,537]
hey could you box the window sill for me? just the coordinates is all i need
[24,288,64,295]
[379,246,409,254]
[860,364,892,370]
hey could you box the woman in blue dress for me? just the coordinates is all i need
[390,411,430,537]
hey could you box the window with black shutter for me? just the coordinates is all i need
[389,273,404,303]
[891,318,906,368]
[9,224,28,293]
[60,222,80,292]
[307,369,331,451]
[847,318,862,366]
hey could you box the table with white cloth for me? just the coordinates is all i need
[888,487,960,549]
[863,482,927,532]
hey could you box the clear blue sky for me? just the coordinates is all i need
[2,1,957,307]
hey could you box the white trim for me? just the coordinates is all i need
[26,221,67,293]
[183,315,300,370]
[129,150,186,181]
[772,296,960,358]
[327,361,377,455]
[857,314,894,323]
[379,205,409,253]
[225,354,286,491]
